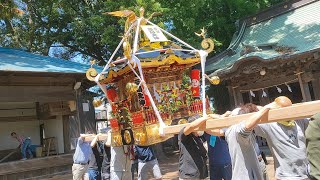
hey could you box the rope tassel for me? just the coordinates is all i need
[250,90,256,97]
[262,89,267,97]
[276,86,282,93]
[286,83,292,92]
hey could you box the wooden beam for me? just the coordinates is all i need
[0,116,37,122]
[82,100,320,141]
[163,100,320,135]
[0,76,75,86]
[0,154,72,175]
[83,134,109,142]
[0,86,75,102]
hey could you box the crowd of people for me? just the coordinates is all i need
[72,130,162,180]
[180,100,320,180]
[72,99,320,180]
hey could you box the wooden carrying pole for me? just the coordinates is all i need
[84,100,320,141]
[163,100,320,135]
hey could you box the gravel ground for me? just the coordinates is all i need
[47,153,276,180]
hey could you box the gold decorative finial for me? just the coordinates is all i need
[104,10,137,32]
[90,59,96,66]
[195,28,214,53]
[195,27,206,39]
[139,7,145,18]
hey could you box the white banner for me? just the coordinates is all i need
[141,25,168,42]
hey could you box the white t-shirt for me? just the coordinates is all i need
[225,122,264,180]
[254,119,309,180]
[110,146,131,172]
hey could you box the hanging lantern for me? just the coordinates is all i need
[209,76,220,85]
[191,69,200,97]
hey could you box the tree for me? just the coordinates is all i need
[1,0,283,61]
[159,0,284,53]
[0,0,165,63]
[0,0,24,47]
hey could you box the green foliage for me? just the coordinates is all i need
[1,0,284,61]
[159,0,284,53]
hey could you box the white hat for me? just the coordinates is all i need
[230,107,241,116]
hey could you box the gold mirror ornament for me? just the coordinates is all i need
[209,76,220,85]
[123,130,132,144]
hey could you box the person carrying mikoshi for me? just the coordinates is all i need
[178,114,209,180]
[206,96,292,180]
[254,107,310,180]
[72,132,93,180]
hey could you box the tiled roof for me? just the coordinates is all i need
[0,47,103,74]
[206,0,320,75]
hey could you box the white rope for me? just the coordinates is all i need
[132,18,142,54]
[103,48,196,68]
[94,22,137,96]
[239,78,298,92]
[135,48,196,55]
[131,55,166,134]
[99,22,136,74]
[199,50,208,117]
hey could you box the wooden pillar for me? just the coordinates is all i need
[312,78,320,100]
[227,86,235,109]
[231,87,237,107]
[302,82,312,102]
[63,115,71,153]
[298,73,312,102]
[234,88,243,106]
[249,92,253,103]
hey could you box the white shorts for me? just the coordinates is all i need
[138,159,162,180]
[110,170,132,180]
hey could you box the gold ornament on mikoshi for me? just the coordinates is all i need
[195,28,214,53]
[126,82,139,94]
[136,132,147,144]
[209,76,220,85]
[178,118,188,125]
[123,130,132,144]
[86,68,98,81]
[92,99,103,107]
